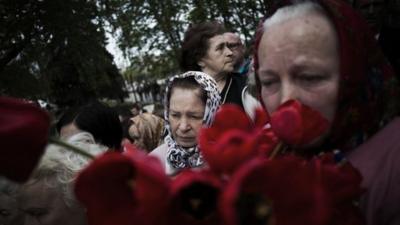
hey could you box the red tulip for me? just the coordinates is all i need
[169,169,223,225]
[75,148,170,225]
[199,105,278,175]
[0,97,50,182]
[221,154,363,225]
[270,100,329,147]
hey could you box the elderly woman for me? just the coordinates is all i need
[17,139,107,225]
[180,21,247,108]
[150,71,221,176]
[254,1,400,225]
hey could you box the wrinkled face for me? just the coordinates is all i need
[224,32,245,69]
[169,88,205,148]
[199,35,234,77]
[257,13,340,124]
[18,179,87,225]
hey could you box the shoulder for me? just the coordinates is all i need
[347,118,400,225]
[149,143,177,176]
[347,118,400,180]
[149,143,168,160]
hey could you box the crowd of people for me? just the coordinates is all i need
[1,0,400,225]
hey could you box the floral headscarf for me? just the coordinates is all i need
[253,0,400,151]
[164,71,221,169]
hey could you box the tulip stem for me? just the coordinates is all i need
[48,136,95,159]
[269,142,283,159]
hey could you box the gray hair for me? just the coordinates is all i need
[263,1,326,31]
[26,132,106,208]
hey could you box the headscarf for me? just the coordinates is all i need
[253,0,400,151]
[129,113,164,152]
[164,71,221,169]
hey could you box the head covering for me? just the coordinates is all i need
[253,0,400,151]
[129,113,164,152]
[164,71,221,170]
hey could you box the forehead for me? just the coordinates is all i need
[169,88,204,110]
[208,34,225,47]
[259,13,338,57]
[19,179,61,204]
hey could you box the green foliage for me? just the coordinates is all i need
[0,0,126,107]
[1,0,269,107]
[107,0,267,80]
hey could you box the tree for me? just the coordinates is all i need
[1,0,270,107]
[0,0,126,107]
[106,0,266,81]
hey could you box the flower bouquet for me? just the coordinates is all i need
[74,100,364,225]
[0,97,364,225]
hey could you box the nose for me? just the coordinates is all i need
[225,46,233,56]
[178,118,191,132]
[280,81,298,105]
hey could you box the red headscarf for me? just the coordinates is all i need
[253,0,400,151]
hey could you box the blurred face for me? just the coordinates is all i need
[199,35,234,77]
[257,13,340,124]
[131,107,140,117]
[128,123,145,150]
[224,32,245,69]
[169,88,205,148]
[18,179,87,225]
[355,0,385,33]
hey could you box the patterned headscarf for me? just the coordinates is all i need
[129,113,164,152]
[253,0,400,151]
[164,71,221,169]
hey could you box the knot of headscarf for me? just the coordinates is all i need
[164,71,221,170]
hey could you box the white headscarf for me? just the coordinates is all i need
[164,71,221,170]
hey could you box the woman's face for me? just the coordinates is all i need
[18,179,87,225]
[169,87,205,148]
[198,34,235,77]
[257,13,340,124]
[128,124,144,149]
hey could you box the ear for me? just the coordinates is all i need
[197,60,205,68]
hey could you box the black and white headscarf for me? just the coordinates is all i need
[164,71,221,170]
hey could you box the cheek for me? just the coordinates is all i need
[169,121,178,135]
[302,91,338,123]
[191,122,203,135]
[261,88,279,114]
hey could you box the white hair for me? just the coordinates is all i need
[26,132,107,208]
[263,1,326,31]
